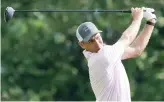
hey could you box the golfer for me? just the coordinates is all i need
[76,7,156,101]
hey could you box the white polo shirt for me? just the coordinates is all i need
[83,42,131,102]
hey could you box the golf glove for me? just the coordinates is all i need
[143,7,157,23]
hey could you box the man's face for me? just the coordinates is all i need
[79,33,103,52]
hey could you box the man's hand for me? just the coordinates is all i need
[131,7,144,21]
[143,7,157,23]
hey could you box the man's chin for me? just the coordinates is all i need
[96,45,103,52]
[99,44,103,49]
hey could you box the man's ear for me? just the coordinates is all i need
[79,41,85,49]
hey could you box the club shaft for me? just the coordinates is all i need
[15,9,131,13]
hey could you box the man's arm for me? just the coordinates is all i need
[121,8,157,60]
[106,7,143,64]
[118,7,143,47]
[121,21,155,60]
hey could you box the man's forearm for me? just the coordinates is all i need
[130,24,154,54]
[121,19,142,45]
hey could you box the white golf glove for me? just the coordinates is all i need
[143,7,157,23]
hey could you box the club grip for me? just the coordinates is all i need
[124,10,155,14]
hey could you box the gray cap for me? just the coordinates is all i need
[76,22,102,42]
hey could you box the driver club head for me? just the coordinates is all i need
[4,7,15,22]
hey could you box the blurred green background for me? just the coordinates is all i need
[1,0,164,101]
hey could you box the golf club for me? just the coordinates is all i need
[4,7,154,22]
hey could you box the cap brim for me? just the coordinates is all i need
[83,30,102,42]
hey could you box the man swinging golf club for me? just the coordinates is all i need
[76,7,157,101]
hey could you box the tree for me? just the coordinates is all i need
[1,0,164,101]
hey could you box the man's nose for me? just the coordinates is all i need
[95,39,100,44]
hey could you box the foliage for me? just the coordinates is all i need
[1,0,164,101]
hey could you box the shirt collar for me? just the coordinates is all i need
[83,46,104,60]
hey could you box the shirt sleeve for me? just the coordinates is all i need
[105,41,126,67]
